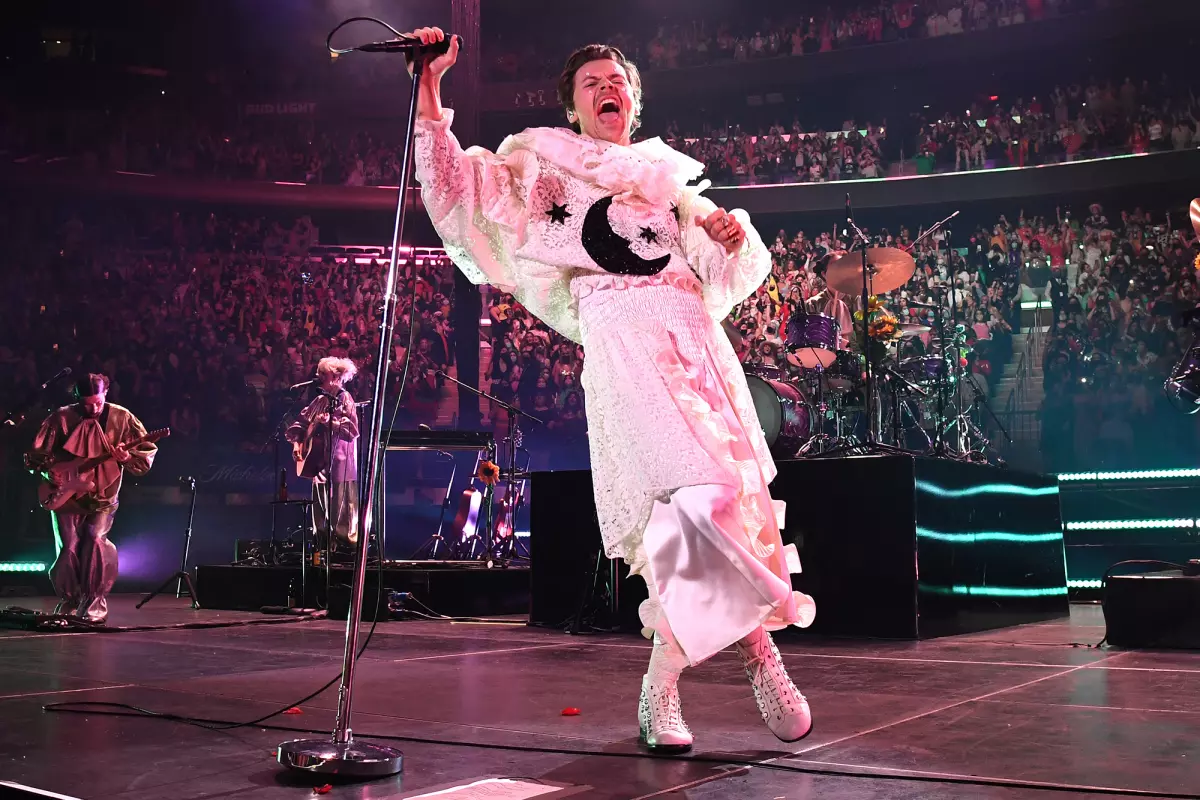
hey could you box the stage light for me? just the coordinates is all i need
[0,562,47,573]
[1059,468,1200,481]
[920,584,1068,597]
[1068,579,1104,589]
[917,527,1062,543]
[1064,519,1194,531]
[916,480,1058,498]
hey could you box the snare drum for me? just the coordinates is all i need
[745,373,813,458]
[785,313,840,369]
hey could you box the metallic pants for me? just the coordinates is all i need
[314,480,359,547]
[51,509,118,623]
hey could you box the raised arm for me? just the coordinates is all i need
[409,28,530,292]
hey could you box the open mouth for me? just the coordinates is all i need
[596,98,621,124]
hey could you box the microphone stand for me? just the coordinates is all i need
[1,369,72,428]
[278,30,436,780]
[136,477,200,609]
[265,389,309,566]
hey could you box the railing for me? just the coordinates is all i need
[1004,346,1030,419]
[993,409,1042,454]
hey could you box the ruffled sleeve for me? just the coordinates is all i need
[678,188,773,322]
[413,109,538,292]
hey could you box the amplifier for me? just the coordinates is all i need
[234,539,274,562]
[1104,568,1200,649]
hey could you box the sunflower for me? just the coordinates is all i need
[477,460,501,486]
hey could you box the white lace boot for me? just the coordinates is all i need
[637,634,693,751]
[736,627,812,742]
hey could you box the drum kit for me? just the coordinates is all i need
[745,201,1010,464]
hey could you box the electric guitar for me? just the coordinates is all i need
[35,428,171,511]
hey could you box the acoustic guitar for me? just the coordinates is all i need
[294,398,351,479]
[35,428,171,511]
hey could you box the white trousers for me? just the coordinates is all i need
[641,483,800,667]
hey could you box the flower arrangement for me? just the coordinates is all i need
[853,295,904,342]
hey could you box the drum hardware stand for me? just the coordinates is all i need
[808,195,910,459]
[954,372,1012,464]
[883,366,932,450]
[437,371,542,565]
[137,476,200,610]
[797,363,857,455]
[279,20,467,777]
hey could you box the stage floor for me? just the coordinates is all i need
[1,597,1197,799]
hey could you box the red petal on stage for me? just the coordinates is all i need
[283,707,303,715]
[313,784,333,795]
[561,707,581,716]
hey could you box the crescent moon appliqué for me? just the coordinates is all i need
[580,196,670,276]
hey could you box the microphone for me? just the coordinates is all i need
[355,34,462,54]
[40,367,72,390]
[289,379,316,390]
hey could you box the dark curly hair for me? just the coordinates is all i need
[556,44,643,135]
[72,373,110,399]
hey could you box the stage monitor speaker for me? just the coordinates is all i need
[1104,569,1200,649]
[529,471,646,632]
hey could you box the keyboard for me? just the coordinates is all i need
[383,430,495,452]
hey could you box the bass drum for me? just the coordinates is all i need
[745,373,813,458]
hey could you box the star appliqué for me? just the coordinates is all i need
[546,202,571,225]
[639,226,659,244]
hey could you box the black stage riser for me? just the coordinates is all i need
[1104,571,1200,649]
[531,455,1067,640]
[195,564,529,620]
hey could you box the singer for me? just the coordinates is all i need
[408,29,814,750]
[286,357,361,550]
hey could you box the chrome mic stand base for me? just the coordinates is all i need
[278,738,402,777]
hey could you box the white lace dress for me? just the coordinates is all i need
[414,112,815,663]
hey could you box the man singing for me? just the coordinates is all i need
[28,374,157,624]
[408,29,815,750]
[286,357,360,549]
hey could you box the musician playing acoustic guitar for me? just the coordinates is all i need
[27,373,157,624]
[286,357,360,551]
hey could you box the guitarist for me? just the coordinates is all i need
[286,357,360,551]
[27,373,157,624]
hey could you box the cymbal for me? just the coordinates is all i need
[825,248,917,296]
[1190,198,1200,239]
[898,322,931,337]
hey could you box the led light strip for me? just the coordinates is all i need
[1058,468,1200,482]
[1064,519,1194,531]
[916,480,1059,499]
[1067,579,1104,589]
[919,584,1068,598]
[917,526,1062,543]
[0,562,48,573]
